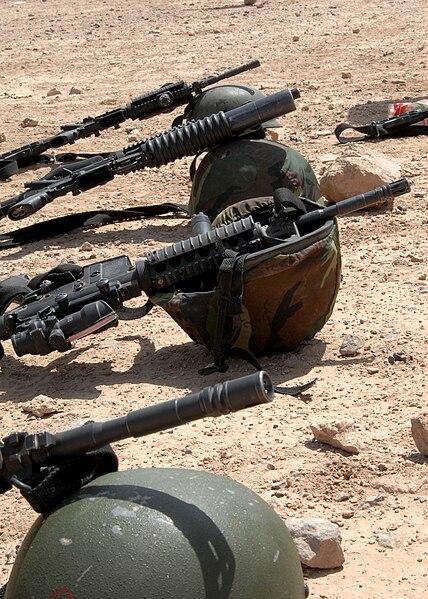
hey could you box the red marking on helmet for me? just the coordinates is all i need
[49,588,74,599]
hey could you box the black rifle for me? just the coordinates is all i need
[0,60,261,180]
[0,86,299,222]
[335,106,428,143]
[0,371,273,504]
[0,178,411,360]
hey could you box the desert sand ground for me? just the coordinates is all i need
[0,1,427,597]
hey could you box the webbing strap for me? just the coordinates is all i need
[0,264,83,315]
[199,251,246,375]
[335,108,428,143]
[0,203,189,248]
[0,276,32,314]
[229,348,317,396]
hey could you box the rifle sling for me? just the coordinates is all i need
[0,203,189,248]
[199,250,246,376]
[335,121,428,143]
[197,249,316,396]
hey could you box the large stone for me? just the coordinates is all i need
[339,333,364,356]
[310,416,361,454]
[21,395,63,418]
[319,145,402,205]
[285,517,345,569]
[411,412,428,456]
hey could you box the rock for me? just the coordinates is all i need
[335,492,349,502]
[371,476,428,494]
[292,35,300,42]
[244,0,257,4]
[377,531,403,549]
[341,72,352,79]
[411,412,428,456]
[339,333,364,356]
[20,117,38,128]
[46,87,61,97]
[359,494,385,509]
[285,517,345,569]
[367,366,379,374]
[69,86,82,95]
[388,352,408,364]
[319,153,338,163]
[0,132,6,143]
[271,481,284,490]
[22,395,63,418]
[79,241,93,251]
[310,416,361,454]
[319,146,402,205]
[98,339,119,349]
[128,128,144,143]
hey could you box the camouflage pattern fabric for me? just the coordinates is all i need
[150,197,341,358]
[189,139,322,221]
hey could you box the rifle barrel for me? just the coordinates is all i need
[296,178,412,228]
[199,59,261,88]
[49,372,273,457]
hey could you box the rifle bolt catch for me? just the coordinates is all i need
[96,278,110,293]
[55,292,69,309]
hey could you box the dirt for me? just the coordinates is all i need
[0,0,427,597]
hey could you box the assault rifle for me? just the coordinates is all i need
[0,371,273,510]
[0,59,260,180]
[0,178,411,360]
[0,86,299,222]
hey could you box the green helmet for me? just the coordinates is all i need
[186,84,282,130]
[6,468,307,599]
[189,138,322,221]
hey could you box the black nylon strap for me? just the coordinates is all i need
[19,445,119,514]
[229,348,317,396]
[199,251,246,375]
[0,275,32,314]
[27,263,84,291]
[0,265,82,316]
[0,154,56,181]
[0,203,189,248]
[0,159,18,180]
[335,108,428,143]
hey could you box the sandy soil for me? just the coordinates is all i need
[0,0,427,597]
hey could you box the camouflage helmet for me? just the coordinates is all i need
[151,194,341,366]
[5,468,308,599]
[186,83,282,130]
[189,139,322,221]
